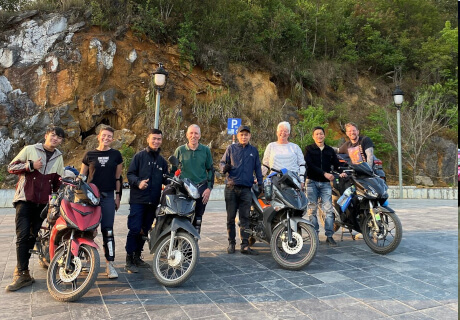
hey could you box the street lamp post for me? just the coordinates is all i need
[152,63,169,129]
[392,86,404,198]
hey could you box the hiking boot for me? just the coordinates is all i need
[5,269,34,292]
[326,237,338,247]
[133,252,150,268]
[106,261,118,279]
[125,254,139,273]
[241,247,259,255]
[227,243,235,254]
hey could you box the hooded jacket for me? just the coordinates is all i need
[8,143,64,204]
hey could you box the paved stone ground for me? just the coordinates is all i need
[0,199,457,320]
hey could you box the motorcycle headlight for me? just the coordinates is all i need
[87,190,100,205]
[184,181,200,199]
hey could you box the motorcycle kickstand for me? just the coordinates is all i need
[340,227,344,241]
[167,230,177,260]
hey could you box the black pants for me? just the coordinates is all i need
[126,202,158,255]
[15,201,46,272]
[225,185,252,247]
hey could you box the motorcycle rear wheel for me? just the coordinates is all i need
[270,222,318,270]
[152,231,199,287]
[361,211,402,254]
[47,244,99,302]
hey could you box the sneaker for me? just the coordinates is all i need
[326,237,338,247]
[240,247,259,255]
[227,243,235,254]
[125,254,139,273]
[106,262,118,279]
[133,253,150,268]
[5,269,34,292]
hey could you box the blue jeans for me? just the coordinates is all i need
[306,179,335,237]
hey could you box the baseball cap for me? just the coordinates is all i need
[237,125,251,133]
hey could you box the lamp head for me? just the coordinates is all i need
[392,86,404,108]
[153,63,169,90]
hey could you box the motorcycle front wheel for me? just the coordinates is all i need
[361,211,402,254]
[47,244,99,302]
[270,222,318,270]
[152,231,199,287]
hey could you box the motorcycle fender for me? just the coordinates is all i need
[375,206,395,214]
[273,217,315,232]
[149,218,200,254]
[70,238,99,257]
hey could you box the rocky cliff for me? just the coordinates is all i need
[0,11,456,186]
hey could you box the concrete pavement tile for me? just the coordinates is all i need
[366,299,415,316]
[302,283,344,298]
[311,271,350,283]
[252,301,307,318]
[384,254,421,263]
[146,306,190,320]
[338,302,387,318]
[276,287,314,301]
[259,278,298,293]
[213,296,251,313]
[226,308,273,320]
[328,253,359,262]
[285,274,323,287]
[172,292,213,305]
[328,279,367,292]
[445,302,458,311]
[307,309,354,320]
[68,303,110,320]
[109,312,151,320]
[290,297,331,315]
[182,303,225,319]
[221,270,280,285]
[201,287,241,301]
[244,291,281,303]
[166,282,202,295]
[32,312,74,320]
[105,300,145,318]
[352,275,393,288]
[420,305,459,320]
[391,311,436,320]
[31,302,69,318]
[394,293,441,311]
[319,293,360,309]
[141,294,180,311]
[346,288,389,302]
[231,282,268,296]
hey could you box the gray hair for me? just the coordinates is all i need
[277,121,291,134]
[187,124,201,135]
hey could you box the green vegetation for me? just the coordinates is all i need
[119,144,135,178]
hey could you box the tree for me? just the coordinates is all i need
[381,85,456,182]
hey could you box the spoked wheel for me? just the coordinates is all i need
[270,222,318,270]
[361,211,402,254]
[47,244,99,302]
[152,231,198,287]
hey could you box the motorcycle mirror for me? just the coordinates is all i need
[168,155,179,166]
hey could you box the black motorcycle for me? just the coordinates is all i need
[319,162,402,254]
[246,167,318,270]
[148,156,200,287]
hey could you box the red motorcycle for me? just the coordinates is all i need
[32,175,101,302]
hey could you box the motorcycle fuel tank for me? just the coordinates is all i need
[276,187,308,210]
[164,194,196,217]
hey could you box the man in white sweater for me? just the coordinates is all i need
[262,122,306,189]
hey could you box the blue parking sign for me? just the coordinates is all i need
[227,118,241,134]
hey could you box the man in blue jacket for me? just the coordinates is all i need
[220,125,263,255]
[125,129,169,273]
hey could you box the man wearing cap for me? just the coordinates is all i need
[220,125,263,254]
[173,124,214,234]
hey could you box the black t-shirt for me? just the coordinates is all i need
[82,149,123,191]
[338,136,374,164]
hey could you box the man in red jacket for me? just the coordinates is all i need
[6,126,65,291]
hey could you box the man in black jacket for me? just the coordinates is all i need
[125,129,169,273]
[304,126,346,246]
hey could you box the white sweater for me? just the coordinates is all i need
[262,142,306,182]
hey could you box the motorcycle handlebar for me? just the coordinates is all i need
[263,164,282,174]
